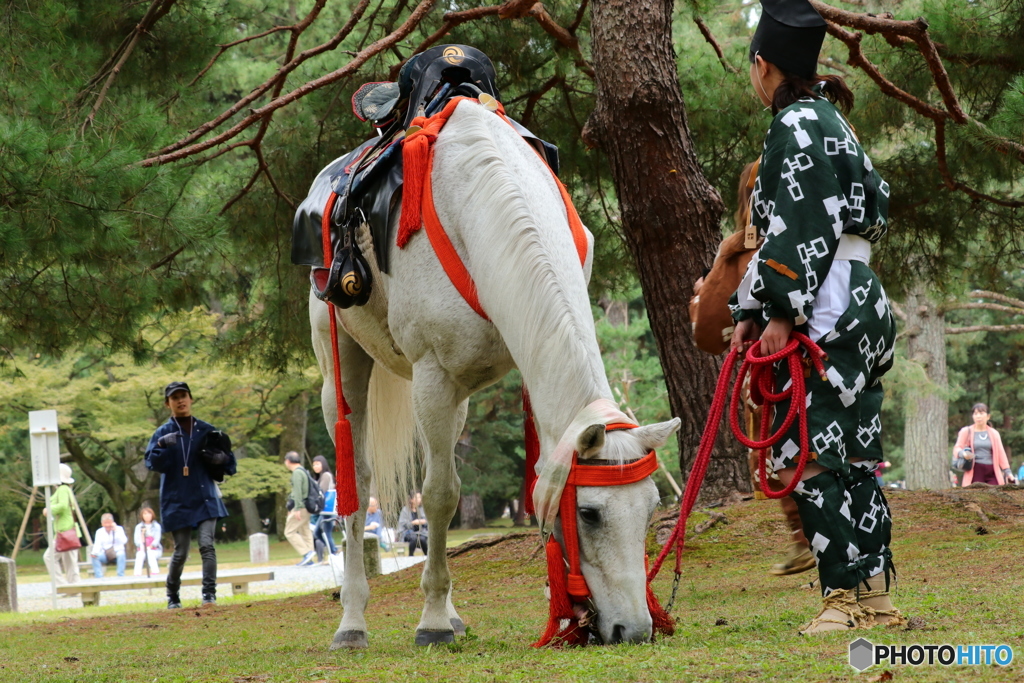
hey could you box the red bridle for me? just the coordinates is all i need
[533,423,672,647]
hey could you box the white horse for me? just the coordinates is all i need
[309,98,680,648]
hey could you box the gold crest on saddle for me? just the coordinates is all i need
[442,46,465,64]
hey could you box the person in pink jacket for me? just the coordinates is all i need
[953,403,1014,486]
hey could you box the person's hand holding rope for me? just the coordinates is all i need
[760,317,795,356]
[730,319,761,354]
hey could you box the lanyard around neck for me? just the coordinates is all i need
[176,418,195,468]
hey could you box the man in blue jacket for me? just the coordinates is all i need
[145,382,236,608]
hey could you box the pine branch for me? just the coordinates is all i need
[77,0,178,135]
[969,290,1024,310]
[810,0,965,122]
[944,302,1024,315]
[392,0,595,80]
[527,3,595,78]
[692,14,738,74]
[822,21,947,121]
[220,164,265,216]
[521,75,564,126]
[148,245,187,271]
[946,325,1024,335]
[143,0,378,164]
[811,2,1024,208]
[935,120,1024,208]
[398,4,503,76]
[568,0,589,33]
[189,0,328,87]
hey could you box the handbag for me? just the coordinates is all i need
[54,529,82,553]
[104,547,117,563]
[952,447,974,473]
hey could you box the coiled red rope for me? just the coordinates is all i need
[648,332,827,586]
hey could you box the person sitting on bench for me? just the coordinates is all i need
[90,513,128,578]
[397,492,427,556]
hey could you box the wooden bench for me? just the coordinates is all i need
[56,569,274,607]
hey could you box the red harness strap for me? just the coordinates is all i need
[320,193,359,516]
[398,96,588,311]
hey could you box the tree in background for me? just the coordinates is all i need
[0,309,312,553]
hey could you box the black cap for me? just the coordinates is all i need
[164,381,192,399]
[749,0,827,80]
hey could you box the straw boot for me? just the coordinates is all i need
[770,496,815,576]
[769,542,816,576]
[799,588,867,635]
[858,573,905,627]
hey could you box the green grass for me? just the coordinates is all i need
[2,490,1023,681]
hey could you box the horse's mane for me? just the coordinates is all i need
[434,102,618,446]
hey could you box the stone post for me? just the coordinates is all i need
[0,556,17,613]
[363,536,381,579]
[249,533,269,564]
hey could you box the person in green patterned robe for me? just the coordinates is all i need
[729,0,904,635]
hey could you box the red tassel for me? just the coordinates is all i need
[533,536,574,647]
[647,582,675,637]
[397,126,430,248]
[523,387,539,517]
[334,417,359,516]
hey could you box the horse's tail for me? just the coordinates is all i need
[366,363,417,525]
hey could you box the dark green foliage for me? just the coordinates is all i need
[0,1,227,356]
[459,371,527,518]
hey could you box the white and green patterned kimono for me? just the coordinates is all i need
[731,92,897,594]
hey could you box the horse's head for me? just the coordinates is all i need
[553,417,680,644]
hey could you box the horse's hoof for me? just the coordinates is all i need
[450,618,467,636]
[329,629,368,650]
[415,629,455,646]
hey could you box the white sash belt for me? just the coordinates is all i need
[835,234,871,264]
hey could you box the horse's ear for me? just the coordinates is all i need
[576,423,606,458]
[634,418,681,451]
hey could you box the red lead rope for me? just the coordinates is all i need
[648,333,827,588]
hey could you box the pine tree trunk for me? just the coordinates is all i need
[586,0,748,497]
[459,494,486,529]
[903,284,951,490]
[276,392,310,540]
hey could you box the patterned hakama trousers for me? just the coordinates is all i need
[770,264,897,595]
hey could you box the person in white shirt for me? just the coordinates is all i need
[133,507,164,576]
[90,513,128,578]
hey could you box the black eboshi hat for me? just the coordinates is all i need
[749,0,828,80]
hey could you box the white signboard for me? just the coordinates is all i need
[29,410,62,488]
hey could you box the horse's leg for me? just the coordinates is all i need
[446,584,466,636]
[312,305,374,650]
[411,355,467,645]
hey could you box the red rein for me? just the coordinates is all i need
[648,333,827,590]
